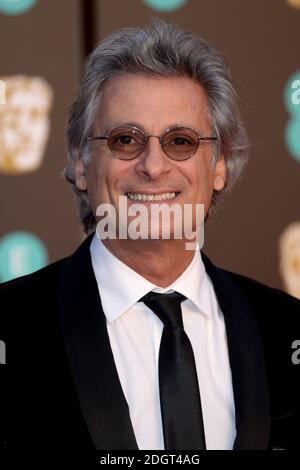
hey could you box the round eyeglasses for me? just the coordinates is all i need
[87,125,218,161]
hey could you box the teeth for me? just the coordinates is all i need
[126,192,177,201]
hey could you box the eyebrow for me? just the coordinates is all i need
[103,121,145,134]
[102,121,205,135]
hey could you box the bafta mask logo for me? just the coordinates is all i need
[0,75,53,174]
[286,0,300,9]
[279,222,300,299]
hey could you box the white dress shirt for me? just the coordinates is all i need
[90,234,236,450]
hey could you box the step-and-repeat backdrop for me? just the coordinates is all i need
[0,0,299,296]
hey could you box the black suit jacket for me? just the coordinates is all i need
[0,233,300,450]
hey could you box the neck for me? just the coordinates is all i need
[102,238,196,288]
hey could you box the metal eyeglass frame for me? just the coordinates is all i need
[86,125,218,161]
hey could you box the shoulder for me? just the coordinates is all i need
[202,250,300,318]
[0,257,68,299]
[220,268,300,340]
[0,234,94,301]
[223,269,300,309]
[0,257,70,336]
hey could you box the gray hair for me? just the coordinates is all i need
[64,18,249,234]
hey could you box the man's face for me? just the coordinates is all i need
[75,74,226,238]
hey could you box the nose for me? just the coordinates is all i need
[135,135,172,180]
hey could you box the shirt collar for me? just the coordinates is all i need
[90,234,212,323]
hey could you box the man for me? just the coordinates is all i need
[1,19,299,451]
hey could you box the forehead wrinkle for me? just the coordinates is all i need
[99,120,208,136]
[96,78,211,136]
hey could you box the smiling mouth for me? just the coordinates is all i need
[125,192,180,202]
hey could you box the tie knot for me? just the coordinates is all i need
[140,291,186,328]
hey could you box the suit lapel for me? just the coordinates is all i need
[57,233,270,450]
[201,251,271,449]
[58,234,138,450]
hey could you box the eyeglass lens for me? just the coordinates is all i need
[108,126,199,160]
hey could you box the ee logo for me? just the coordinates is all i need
[0,231,48,283]
[143,0,188,11]
[0,0,37,15]
[284,71,300,162]
[291,80,300,106]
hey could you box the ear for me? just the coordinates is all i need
[74,155,87,191]
[213,154,226,191]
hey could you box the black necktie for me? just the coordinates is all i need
[140,291,206,450]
